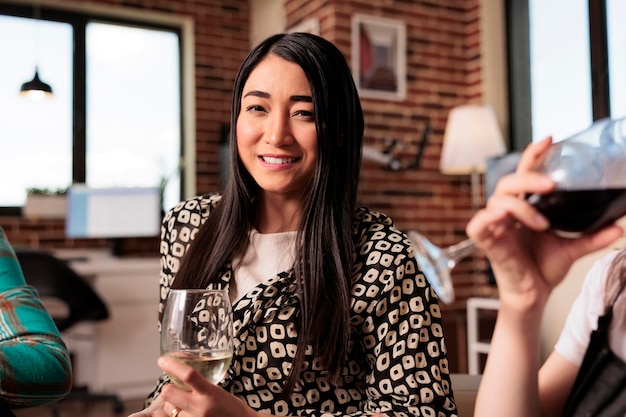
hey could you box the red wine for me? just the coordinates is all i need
[528,188,626,234]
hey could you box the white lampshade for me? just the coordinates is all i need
[440,104,506,174]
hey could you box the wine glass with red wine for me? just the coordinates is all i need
[410,116,626,304]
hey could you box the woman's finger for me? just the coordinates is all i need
[562,224,624,261]
[515,136,553,172]
[158,356,252,417]
[158,356,217,395]
[466,206,510,242]
[163,402,181,417]
[491,170,555,198]
[469,194,549,241]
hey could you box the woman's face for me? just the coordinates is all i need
[236,54,318,200]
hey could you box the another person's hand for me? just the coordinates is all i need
[466,137,623,311]
[157,356,261,417]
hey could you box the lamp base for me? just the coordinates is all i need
[470,169,482,211]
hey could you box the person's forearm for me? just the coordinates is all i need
[0,336,71,407]
[474,301,545,417]
[0,287,72,407]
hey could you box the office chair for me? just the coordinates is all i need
[15,249,124,416]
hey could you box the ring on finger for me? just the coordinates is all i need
[171,407,180,417]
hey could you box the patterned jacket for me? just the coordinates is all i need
[0,227,72,408]
[147,194,457,417]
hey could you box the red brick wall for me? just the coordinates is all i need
[2,0,496,301]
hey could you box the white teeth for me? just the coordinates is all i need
[262,156,297,164]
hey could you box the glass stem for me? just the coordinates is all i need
[443,238,476,269]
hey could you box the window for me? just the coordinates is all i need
[529,0,592,141]
[86,23,181,209]
[0,5,185,213]
[607,0,626,118]
[0,14,72,207]
[507,0,623,148]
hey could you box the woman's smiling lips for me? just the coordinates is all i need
[259,154,300,169]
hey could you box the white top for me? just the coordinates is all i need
[230,228,297,303]
[555,250,626,365]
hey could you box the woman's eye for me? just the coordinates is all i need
[246,105,266,113]
[294,109,315,120]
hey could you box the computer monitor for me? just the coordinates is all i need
[65,185,161,241]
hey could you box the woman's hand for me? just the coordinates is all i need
[466,137,623,310]
[157,356,262,417]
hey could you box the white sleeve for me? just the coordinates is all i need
[553,251,617,366]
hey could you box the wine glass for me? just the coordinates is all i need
[161,288,233,390]
[409,116,626,304]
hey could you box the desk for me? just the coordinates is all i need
[55,250,162,400]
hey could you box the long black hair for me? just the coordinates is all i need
[172,33,364,392]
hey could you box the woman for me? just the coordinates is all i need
[468,136,626,417]
[130,33,457,417]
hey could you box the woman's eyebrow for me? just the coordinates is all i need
[291,95,312,102]
[243,91,312,103]
[243,90,269,98]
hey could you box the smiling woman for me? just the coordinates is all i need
[133,32,458,417]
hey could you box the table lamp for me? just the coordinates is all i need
[440,104,506,209]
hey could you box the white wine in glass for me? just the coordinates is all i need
[161,288,234,390]
[410,116,626,304]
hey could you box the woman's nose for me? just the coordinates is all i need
[265,113,294,146]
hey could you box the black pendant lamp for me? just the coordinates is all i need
[20,4,53,100]
[20,66,53,100]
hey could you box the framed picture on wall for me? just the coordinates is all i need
[351,14,406,101]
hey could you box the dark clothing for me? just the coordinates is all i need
[563,307,626,417]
